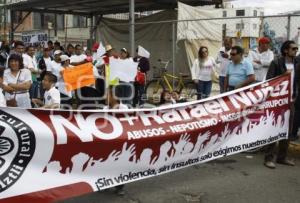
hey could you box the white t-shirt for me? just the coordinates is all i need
[51,64,72,98]
[3,69,32,108]
[23,54,38,71]
[0,88,6,107]
[248,48,274,81]
[191,57,217,82]
[44,86,60,107]
[49,61,62,75]
[286,63,295,97]
[216,47,231,77]
[70,54,87,64]
[44,57,53,72]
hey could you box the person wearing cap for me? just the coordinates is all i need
[52,54,73,108]
[49,50,62,74]
[248,37,274,82]
[70,44,87,66]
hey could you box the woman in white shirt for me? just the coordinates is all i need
[191,46,217,100]
[1,54,32,108]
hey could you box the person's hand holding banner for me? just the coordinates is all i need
[62,63,96,91]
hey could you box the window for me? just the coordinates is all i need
[236,23,244,30]
[223,11,227,17]
[236,10,245,17]
[253,24,257,29]
[33,13,64,30]
[222,24,226,30]
[11,11,23,23]
[254,10,257,17]
[73,15,87,28]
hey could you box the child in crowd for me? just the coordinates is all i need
[32,72,60,109]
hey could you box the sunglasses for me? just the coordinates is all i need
[230,53,238,56]
[291,47,299,51]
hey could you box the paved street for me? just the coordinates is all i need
[60,143,300,203]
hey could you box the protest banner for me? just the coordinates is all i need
[62,63,95,91]
[22,32,48,47]
[0,75,291,202]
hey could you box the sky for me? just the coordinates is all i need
[231,0,300,15]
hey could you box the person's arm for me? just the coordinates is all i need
[294,63,300,99]
[235,74,256,89]
[8,81,31,91]
[266,59,277,80]
[224,75,229,91]
[32,98,44,106]
[8,70,32,91]
[261,51,274,67]
[236,62,256,88]
[191,59,198,83]
[70,60,87,66]
[43,103,60,109]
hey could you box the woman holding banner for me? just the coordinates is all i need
[1,54,32,108]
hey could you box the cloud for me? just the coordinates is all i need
[231,0,300,15]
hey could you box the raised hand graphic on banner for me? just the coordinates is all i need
[70,153,90,174]
[153,141,172,165]
[193,132,210,153]
[172,133,191,157]
[138,148,154,165]
[118,143,136,163]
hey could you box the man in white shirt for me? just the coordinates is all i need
[216,37,232,93]
[32,72,60,109]
[248,37,274,82]
[70,44,87,66]
[23,46,39,81]
[49,50,62,75]
[38,47,53,80]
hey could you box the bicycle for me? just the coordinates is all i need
[145,59,197,104]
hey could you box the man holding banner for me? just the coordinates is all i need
[264,40,298,169]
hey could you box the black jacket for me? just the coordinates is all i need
[295,63,300,107]
[267,56,297,98]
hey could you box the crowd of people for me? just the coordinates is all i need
[191,37,300,169]
[0,37,299,171]
[0,40,151,110]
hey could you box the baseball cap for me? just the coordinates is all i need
[60,55,70,62]
[54,50,62,55]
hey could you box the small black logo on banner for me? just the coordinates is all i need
[0,110,36,193]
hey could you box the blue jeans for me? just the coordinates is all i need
[219,76,226,93]
[197,80,212,100]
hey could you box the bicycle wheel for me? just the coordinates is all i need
[145,80,165,104]
[181,81,198,101]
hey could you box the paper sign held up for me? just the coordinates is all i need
[62,63,95,91]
